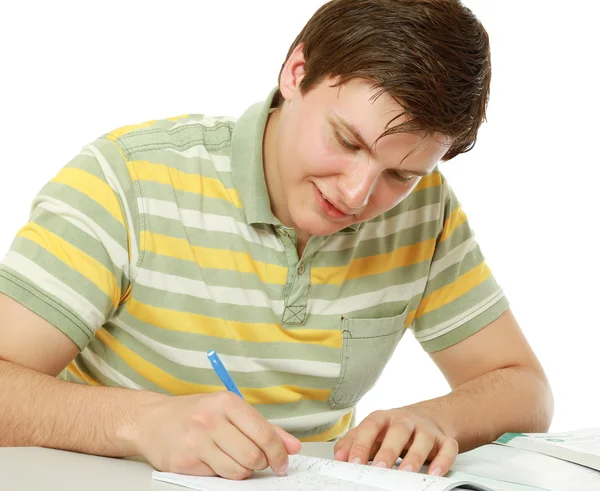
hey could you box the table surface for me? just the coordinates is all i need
[0,443,336,491]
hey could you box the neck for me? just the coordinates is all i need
[263,108,288,226]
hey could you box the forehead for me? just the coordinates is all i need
[313,77,452,162]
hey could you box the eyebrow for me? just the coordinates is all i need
[329,112,431,177]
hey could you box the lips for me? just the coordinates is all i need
[322,194,349,215]
[313,183,352,218]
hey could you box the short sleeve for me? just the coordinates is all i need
[411,174,509,352]
[0,137,140,350]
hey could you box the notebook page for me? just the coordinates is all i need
[153,455,494,491]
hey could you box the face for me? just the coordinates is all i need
[263,45,452,241]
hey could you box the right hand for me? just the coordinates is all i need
[131,391,302,480]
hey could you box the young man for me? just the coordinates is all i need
[0,0,552,481]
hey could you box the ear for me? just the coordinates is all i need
[279,43,306,102]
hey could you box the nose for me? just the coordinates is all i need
[339,160,379,210]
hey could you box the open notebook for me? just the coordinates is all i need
[153,454,496,491]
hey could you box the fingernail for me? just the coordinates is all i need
[401,464,414,473]
[277,462,289,475]
[351,457,361,465]
[430,466,442,477]
[373,461,387,468]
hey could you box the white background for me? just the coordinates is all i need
[0,1,598,433]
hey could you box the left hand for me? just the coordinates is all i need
[333,407,458,476]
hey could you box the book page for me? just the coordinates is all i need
[500,427,600,455]
[153,455,494,491]
[495,427,600,471]
[451,443,600,490]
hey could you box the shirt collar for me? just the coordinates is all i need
[230,87,361,232]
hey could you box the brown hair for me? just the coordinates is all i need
[276,0,492,162]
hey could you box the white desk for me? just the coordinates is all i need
[0,443,335,491]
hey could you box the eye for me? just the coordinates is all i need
[387,170,414,183]
[333,127,361,151]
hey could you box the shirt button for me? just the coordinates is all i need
[297,263,306,275]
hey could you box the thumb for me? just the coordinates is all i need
[273,425,303,454]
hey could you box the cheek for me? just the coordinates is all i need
[370,180,415,211]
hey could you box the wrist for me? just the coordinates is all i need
[114,389,170,456]
[404,397,459,443]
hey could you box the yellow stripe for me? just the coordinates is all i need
[96,328,330,403]
[142,232,288,285]
[405,309,417,329]
[127,160,242,208]
[126,298,342,348]
[312,238,436,285]
[66,362,100,386]
[439,205,467,242]
[52,168,125,225]
[416,262,491,318]
[18,223,119,308]
[105,114,189,140]
[414,171,442,191]
[301,410,354,442]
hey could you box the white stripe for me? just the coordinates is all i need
[162,145,232,172]
[2,251,104,328]
[310,277,428,316]
[134,268,285,313]
[428,237,478,280]
[321,204,441,251]
[269,408,353,432]
[111,318,340,378]
[83,144,140,276]
[139,197,284,251]
[34,196,129,273]
[415,289,505,342]
[80,349,143,390]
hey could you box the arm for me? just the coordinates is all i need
[334,309,553,475]
[0,292,164,455]
[409,308,554,452]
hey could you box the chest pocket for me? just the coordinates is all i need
[327,306,409,409]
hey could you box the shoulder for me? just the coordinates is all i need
[98,113,238,161]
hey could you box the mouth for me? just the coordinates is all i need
[313,183,352,219]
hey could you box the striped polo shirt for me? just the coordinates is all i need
[0,87,508,441]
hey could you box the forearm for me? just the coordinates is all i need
[407,366,554,453]
[0,360,167,456]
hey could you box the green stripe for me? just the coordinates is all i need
[30,213,121,275]
[0,267,92,349]
[37,182,127,246]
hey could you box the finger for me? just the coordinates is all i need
[215,424,269,471]
[202,440,254,481]
[226,396,290,475]
[333,431,355,462]
[427,437,459,477]
[371,420,414,469]
[347,416,386,465]
[273,425,303,454]
[398,430,436,473]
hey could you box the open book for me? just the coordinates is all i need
[493,427,600,472]
[153,454,495,491]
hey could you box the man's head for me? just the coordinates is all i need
[263,0,491,240]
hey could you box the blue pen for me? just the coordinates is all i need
[207,350,244,399]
